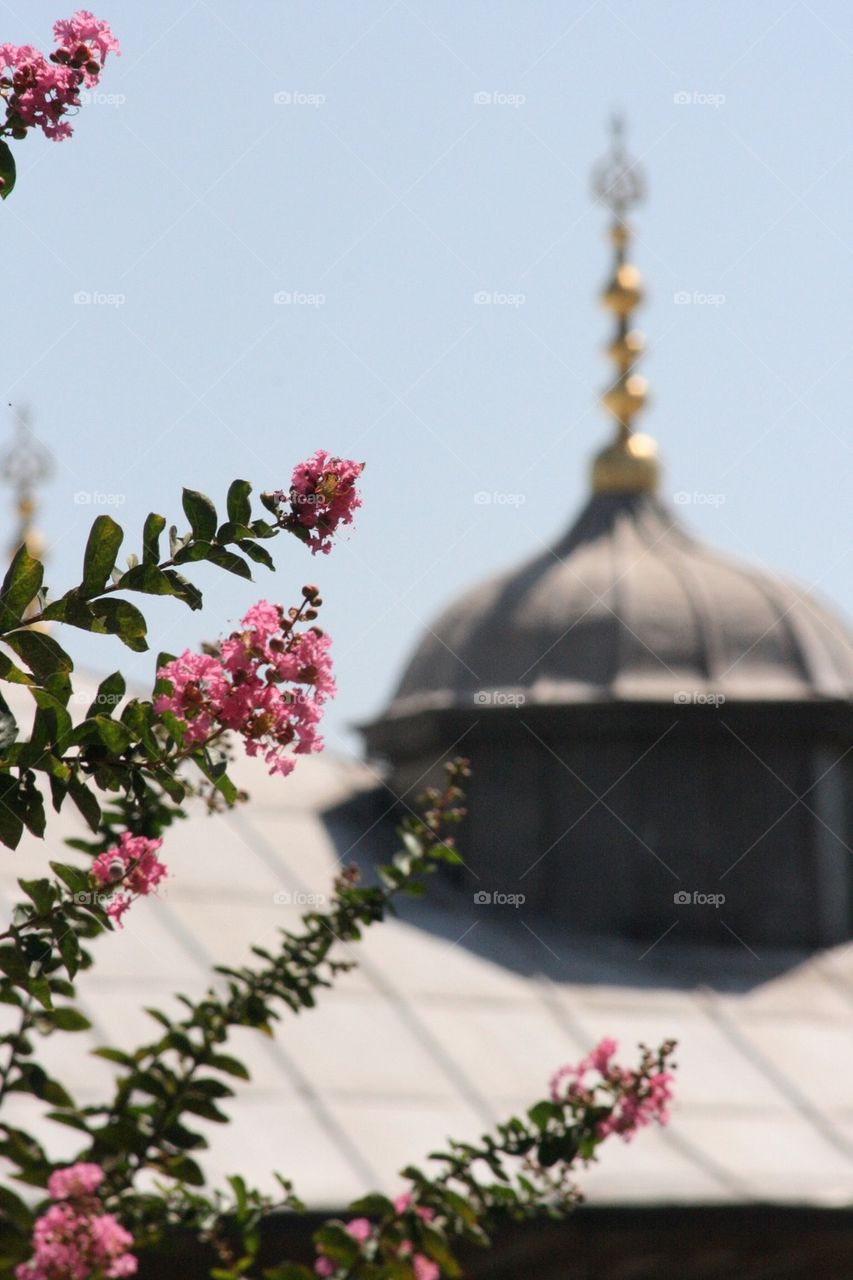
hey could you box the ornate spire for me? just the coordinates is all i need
[1,403,51,569]
[590,117,659,495]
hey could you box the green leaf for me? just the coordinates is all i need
[0,774,25,849]
[89,598,147,652]
[0,690,18,750]
[29,687,73,752]
[226,479,252,525]
[26,977,53,1012]
[527,1100,564,1130]
[86,672,125,719]
[206,1053,250,1080]
[419,1228,462,1277]
[93,716,133,754]
[347,1193,394,1218]
[21,786,45,839]
[55,926,81,980]
[91,1047,136,1065]
[50,1007,91,1032]
[0,652,33,688]
[19,878,55,915]
[262,1267,315,1280]
[237,539,274,570]
[162,1153,205,1186]
[117,563,178,597]
[0,545,43,632]
[49,861,90,895]
[215,521,254,544]
[120,699,160,755]
[182,489,218,541]
[537,1132,578,1168]
[142,512,166,564]
[81,515,124,596]
[67,776,101,832]
[0,944,30,983]
[313,1225,359,1268]
[162,570,203,610]
[0,140,16,200]
[173,542,252,580]
[0,1183,32,1233]
[4,631,73,682]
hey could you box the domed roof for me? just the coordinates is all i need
[380,491,853,721]
[375,123,852,731]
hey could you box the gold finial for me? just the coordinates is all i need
[590,117,659,495]
[1,406,52,622]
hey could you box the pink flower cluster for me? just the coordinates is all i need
[314,1197,438,1279]
[91,831,167,926]
[0,11,119,143]
[550,1039,675,1143]
[274,451,364,555]
[154,600,335,776]
[17,1162,136,1280]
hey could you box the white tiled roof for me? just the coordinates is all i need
[2,680,853,1210]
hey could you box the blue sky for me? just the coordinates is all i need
[2,0,851,755]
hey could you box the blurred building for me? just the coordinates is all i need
[364,120,853,953]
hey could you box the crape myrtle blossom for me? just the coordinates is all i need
[313,1207,439,1279]
[90,831,167,926]
[269,451,364,555]
[17,1161,136,1280]
[0,11,119,143]
[154,593,336,777]
[550,1038,676,1143]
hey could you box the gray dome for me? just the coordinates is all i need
[384,492,853,719]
